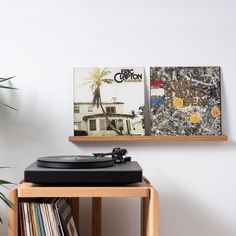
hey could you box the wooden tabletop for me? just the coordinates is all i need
[17,179,151,198]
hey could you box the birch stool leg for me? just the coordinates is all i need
[141,197,149,236]
[92,197,102,236]
[146,187,159,236]
[8,187,18,236]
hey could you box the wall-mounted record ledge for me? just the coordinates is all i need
[69,135,228,142]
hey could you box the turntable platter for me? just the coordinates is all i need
[37,155,114,169]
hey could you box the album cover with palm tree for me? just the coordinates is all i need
[74,67,145,136]
[150,67,222,136]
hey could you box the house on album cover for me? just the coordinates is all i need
[150,66,222,136]
[73,67,145,136]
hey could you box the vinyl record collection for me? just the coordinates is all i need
[19,199,80,236]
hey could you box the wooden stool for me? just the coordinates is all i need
[8,177,158,236]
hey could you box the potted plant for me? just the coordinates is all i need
[0,76,17,223]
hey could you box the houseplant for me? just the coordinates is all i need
[0,76,17,223]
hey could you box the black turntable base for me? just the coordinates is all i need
[24,149,143,185]
[24,161,142,185]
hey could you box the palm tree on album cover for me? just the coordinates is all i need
[82,68,123,135]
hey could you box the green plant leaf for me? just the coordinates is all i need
[0,179,15,191]
[0,179,14,185]
[1,103,18,110]
[0,85,18,90]
[0,193,14,208]
[0,177,14,224]
[0,75,18,110]
[0,76,15,83]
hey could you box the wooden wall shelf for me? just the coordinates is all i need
[69,135,228,142]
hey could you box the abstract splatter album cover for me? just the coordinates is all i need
[74,67,145,136]
[150,67,222,136]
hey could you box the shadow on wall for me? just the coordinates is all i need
[221,71,229,137]
[160,181,235,236]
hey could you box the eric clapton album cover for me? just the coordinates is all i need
[74,67,145,136]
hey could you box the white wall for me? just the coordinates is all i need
[0,0,236,235]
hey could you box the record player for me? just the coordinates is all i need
[24,148,142,185]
